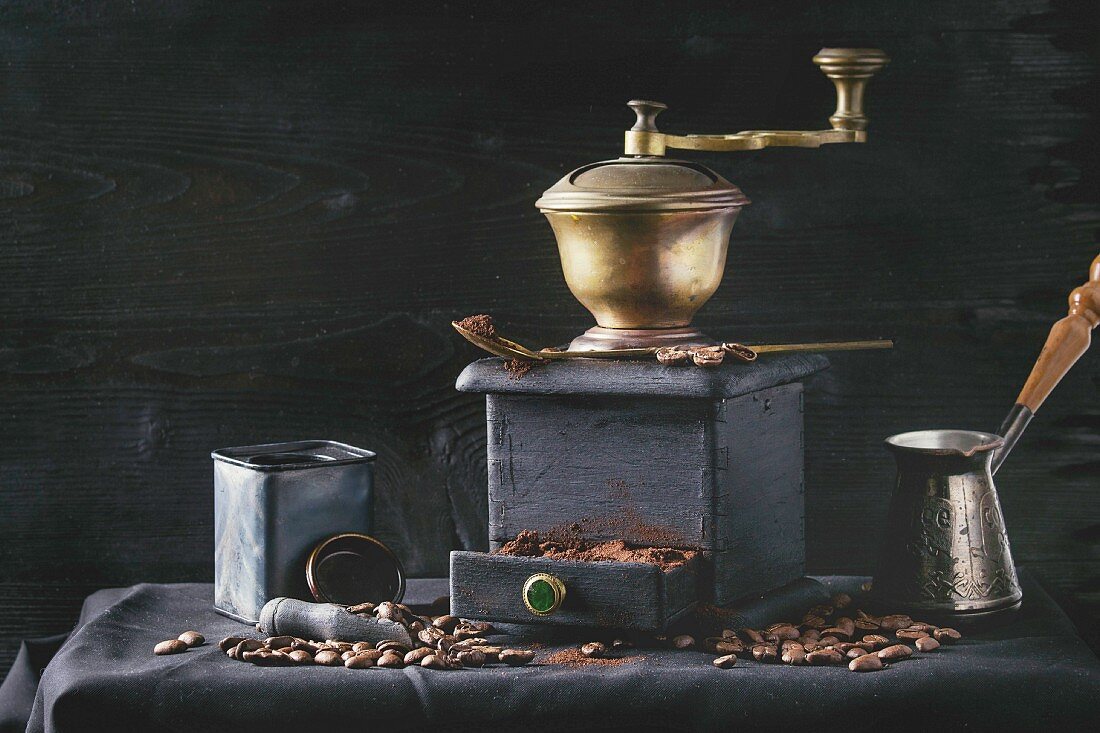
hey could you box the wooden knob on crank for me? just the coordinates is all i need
[1015,254,1100,412]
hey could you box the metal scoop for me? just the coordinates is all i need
[452,319,892,362]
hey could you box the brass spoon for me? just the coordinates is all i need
[453,320,892,361]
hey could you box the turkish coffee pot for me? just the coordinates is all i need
[535,48,890,350]
[875,255,1100,623]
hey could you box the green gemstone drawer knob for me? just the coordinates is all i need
[522,573,566,615]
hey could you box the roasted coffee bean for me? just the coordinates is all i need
[824,617,855,640]
[581,642,607,658]
[154,639,189,655]
[345,602,375,615]
[232,639,264,658]
[177,631,205,648]
[672,635,695,650]
[256,650,293,667]
[341,650,358,661]
[751,644,778,663]
[264,636,296,650]
[801,641,820,652]
[288,650,313,664]
[436,635,458,653]
[833,642,862,655]
[352,642,374,653]
[713,654,738,669]
[327,641,353,653]
[291,640,319,655]
[849,653,884,672]
[818,636,840,647]
[344,653,376,669]
[656,347,691,366]
[376,640,411,655]
[782,647,808,665]
[934,628,962,644]
[432,615,459,632]
[830,592,853,610]
[720,629,737,639]
[407,620,426,634]
[915,637,941,653]
[765,623,800,640]
[420,654,446,670]
[377,651,404,668]
[690,346,725,367]
[713,640,744,655]
[405,648,434,665]
[908,622,938,633]
[862,634,890,650]
[742,629,765,645]
[499,649,536,666]
[374,602,400,622]
[800,629,821,642]
[456,649,486,667]
[896,628,929,640]
[801,615,827,629]
[877,644,913,661]
[879,615,913,632]
[418,628,444,646]
[219,636,246,653]
[807,648,844,666]
[846,647,866,660]
[315,650,342,666]
[276,646,294,655]
[475,645,502,663]
[854,619,880,631]
[462,619,494,634]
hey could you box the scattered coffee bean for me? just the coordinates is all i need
[825,617,855,640]
[154,639,189,655]
[849,653,884,672]
[375,602,399,622]
[499,649,535,666]
[219,636,246,653]
[456,649,486,667]
[854,618,880,631]
[288,650,313,664]
[315,650,342,666]
[782,646,808,665]
[232,639,264,658]
[656,346,691,366]
[908,622,938,633]
[915,637,941,653]
[376,640,411,655]
[264,636,296,650]
[690,345,725,367]
[345,602,375,615]
[420,654,446,670]
[177,631,205,648]
[581,642,607,658]
[377,651,404,668]
[742,629,765,645]
[830,592,853,609]
[896,628,929,640]
[352,642,374,653]
[432,615,459,632]
[714,639,744,655]
[476,645,502,663]
[713,654,737,669]
[846,647,866,660]
[291,640,319,655]
[672,635,695,650]
[801,614,828,629]
[751,644,778,663]
[877,644,913,661]
[404,647,434,665]
[345,653,376,669]
[806,648,844,666]
[934,628,962,644]
[879,615,913,632]
[862,634,890,650]
[818,636,840,647]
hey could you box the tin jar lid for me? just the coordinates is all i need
[535,157,749,213]
[306,533,406,606]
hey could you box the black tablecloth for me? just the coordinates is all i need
[3,570,1099,732]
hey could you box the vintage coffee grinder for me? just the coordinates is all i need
[451,49,890,629]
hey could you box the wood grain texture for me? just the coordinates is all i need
[0,0,1098,674]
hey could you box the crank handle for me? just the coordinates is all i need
[624,48,890,157]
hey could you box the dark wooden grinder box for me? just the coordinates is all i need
[450,354,829,630]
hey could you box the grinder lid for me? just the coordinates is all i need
[535,157,749,213]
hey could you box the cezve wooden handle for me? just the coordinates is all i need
[1015,255,1100,412]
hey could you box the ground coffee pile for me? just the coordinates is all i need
[496,530,696,571]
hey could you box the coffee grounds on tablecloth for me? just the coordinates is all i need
[541,648,641,667]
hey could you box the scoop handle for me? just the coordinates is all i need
[993,254,1100,473]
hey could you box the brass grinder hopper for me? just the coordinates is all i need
[536,48,889,351]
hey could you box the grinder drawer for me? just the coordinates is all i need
[449,550,698,630]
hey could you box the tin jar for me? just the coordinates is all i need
[212,440,376,624]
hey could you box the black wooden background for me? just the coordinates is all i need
[1,0,1097,675]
